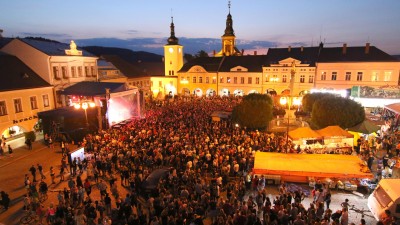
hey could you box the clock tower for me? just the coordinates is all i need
[164,17,183,76]
[215,1,242,57]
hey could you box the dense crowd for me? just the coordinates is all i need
[21,97,399,225]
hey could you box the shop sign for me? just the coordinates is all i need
[13,115,38,124]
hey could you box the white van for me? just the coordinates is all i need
[368,179,400,221]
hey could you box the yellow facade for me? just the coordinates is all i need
[0,87,55,138]
[164,45,184,76]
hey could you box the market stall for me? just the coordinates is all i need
[288,127,323,149]
[317,126,354,154]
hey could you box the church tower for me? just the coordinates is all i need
[215,1,242,57]
[164,17,183,76]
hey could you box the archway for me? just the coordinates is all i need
[220,88,230,97]
[181,88,190,96]
[164,84,177,97]
[281,89,291,95]
[1,125,27,139]
[206,89,216,97]
[233,89,244,97]
[265,88,277,96]
[193,88,203,97]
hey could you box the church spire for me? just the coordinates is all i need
[223,1,235,37]
[167,16,179,45]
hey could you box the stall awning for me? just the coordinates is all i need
[288,127,322,140]
[384,103,400,115]
[347,120,380,134]
[317,125,353,138]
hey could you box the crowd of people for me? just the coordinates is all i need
[18,97,399,224]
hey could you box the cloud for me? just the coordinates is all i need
[125,30,138,34]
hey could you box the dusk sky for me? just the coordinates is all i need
[1,0,400,55]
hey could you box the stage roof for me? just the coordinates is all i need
[384,103,400,115]
[253,152,373,179]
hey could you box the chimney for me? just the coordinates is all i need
[213,50,216,56]
[254,51,257,55]
[241,49,244,55]
[301,46,304,52]
[288,46,291,52]
[365,43,370,54]
[342,43,347,55]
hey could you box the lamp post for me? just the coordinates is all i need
[74,100,95,128]
[280,97,291,153]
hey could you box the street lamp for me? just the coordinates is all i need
[280,96,302,153]
[74,101,95,127]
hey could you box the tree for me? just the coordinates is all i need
[184,53,194,62]
[231,94,274,130]
[302,93,336,113]
[311,95,365,129]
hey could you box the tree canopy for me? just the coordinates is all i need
[302,93,336,113]
[311,95,365,129]
[231,94,274,130]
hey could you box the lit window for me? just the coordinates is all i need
[30,96,38,110]
[321,72,326,81]
[308,75,314,83]
[346,72,352,81]
[206,77,210,83]
[357,72,363,81]
[220,77,224,83]
[0,101,7,116]
[53,66,60,80]
[14,98,23,113]
[212,77,216,84]
[282,75,287,83]
[331,72,337,81]
[384,71,392,81]
[227,77,231,83]
[300,75,305,83]
[62,66,68,79]
[43,94,49,107]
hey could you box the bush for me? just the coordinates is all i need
[24,131,36,142]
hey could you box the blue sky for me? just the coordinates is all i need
[1,0,400,55]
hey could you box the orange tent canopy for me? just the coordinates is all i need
[288,127,322,140]
[253,152,373,180]
[316,125,354,138]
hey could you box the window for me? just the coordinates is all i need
[212,77,216,84]
[61,66,68,79]
[308,75,314,83]
[248,77,252,84]
[71,66,77,78]
[265,74,269,82]
[158,81,162,87]
[85,66,90,77]
[14,98,23,113]
[321,72,326,81]
[357,72,363,81]
[227,77,231,83]
[0,101,7,116]
[53,66,60,80]
[206,77,210,84]
[256,77,260,84]
[282,75,287,83]
[234,77,237,84]
[384,71,392,81]
[199,76,203,83]
[78,66,83,77]
[241,77,244,84]
[30,96,38,110]
[331,72,337,81]
[43,94,49,107]
[300,75,305,83]
[346,72,352,81]
[371,72,378,81]
[220,77,224,83]
[91,66,96,77]
[237,68,242,72]
[193,76,197,83]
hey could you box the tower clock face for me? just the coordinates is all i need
[169,47,174,53]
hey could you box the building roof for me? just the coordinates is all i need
[266,47,321,66]
[19,38,95,57]
[0,52,51,92]
[318,45,398,62]
[131,61,165,76]
[179,57,224,72]
[61,81,127,96]
[218,55,269,72]
[101,55,142,77]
